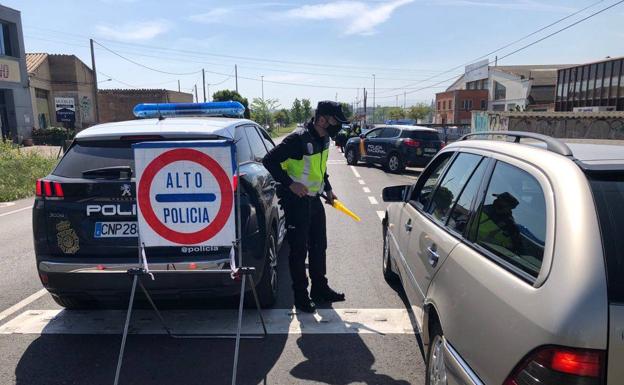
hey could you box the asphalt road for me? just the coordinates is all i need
[0,142,427,385]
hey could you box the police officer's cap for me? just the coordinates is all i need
[316,101,349,123]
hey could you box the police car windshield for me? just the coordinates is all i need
[401,130,440,141]
[53,141,135,179]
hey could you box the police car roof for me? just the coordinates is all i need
[378,124,439,132]
[75,117,254,141]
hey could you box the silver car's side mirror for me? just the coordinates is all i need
[382,185,410,202]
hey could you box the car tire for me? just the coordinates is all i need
[383,224,399,284]
[386,153,404,174]
[51,294,94,310]
[255,231,278,308]
[426,324,448,385]
[346,148,359,165]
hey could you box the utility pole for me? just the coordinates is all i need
[372,74,376,124]
[363,87,367,125]
[396,95,399,107]
[178,80,180,93]
[202,69,206,102]
[261,75,268,128]
[403,91,406,109]
[194,84,198,103]
[495,55,498,67]
[207,84,210,102]
[235,65,238,93]
[90,39,100,124]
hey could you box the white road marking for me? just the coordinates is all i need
[350,166,361,178]
[327,160,346,165]
[0,205,32,217]
[368,196,379,205]
[0,308,415,335]
[363,187,371,193]
[377,211,385,221]
[358,180,365,185]
[0,289,48,323]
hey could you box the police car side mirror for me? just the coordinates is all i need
[359,134,365,139]
[383,185,410,202]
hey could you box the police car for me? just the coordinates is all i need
[344,125,444,173]
[32,102,285,309]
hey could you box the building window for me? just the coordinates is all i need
[0,23,12,57]
[611,60,620,102]
[492,104,505,111]
[619,59,624,100]
[580,65,588,102]
[596,62,605,102]
[603,61,613,101]
[481,99,486,109]
[556,71,563,102]
[494,81,506,100]
[437,101,441,111]
[442,100,446,110]
[463,100,473,111]
[507,103,516,111]
[449,100,453,110]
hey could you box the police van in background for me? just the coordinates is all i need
[32,102,285,309]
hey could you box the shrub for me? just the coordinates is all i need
[32,127,75,146]
[0,141,58,201]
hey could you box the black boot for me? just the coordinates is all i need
[294,293,316,313]
[311,286,345,303]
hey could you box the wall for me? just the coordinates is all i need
[47,55,95,129]
[98,90,193,123]
[488,69,531,111]
[472,111,624,139]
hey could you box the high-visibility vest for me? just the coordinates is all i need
[280,127,329,195]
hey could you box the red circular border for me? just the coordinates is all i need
[138,148,233,245]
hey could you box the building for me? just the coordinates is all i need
[442,59,569,115]
[435,89,488,124]
[26,53,96,130]
[555,56,624,112]
[98,89,193,123]
[0,5,34,142]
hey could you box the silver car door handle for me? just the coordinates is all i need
[427,246,439,267]
[405,220,412,232]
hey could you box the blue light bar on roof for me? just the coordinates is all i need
[133,101,245,119]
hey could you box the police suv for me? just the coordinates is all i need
[344,125,444,173]
[32,102,285,309]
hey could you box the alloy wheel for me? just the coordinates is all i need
[428,335,447,385]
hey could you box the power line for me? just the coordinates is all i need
[93,40,202,76]
[376,0,613,96]
[379,0,624,98]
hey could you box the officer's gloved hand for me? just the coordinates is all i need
[325,190,337,206]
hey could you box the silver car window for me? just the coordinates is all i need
[410,152,454,209]
[447,159,489,235]
[428,153,483,224]
[475,161,547,278]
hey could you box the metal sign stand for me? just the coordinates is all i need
[112,142,267,385]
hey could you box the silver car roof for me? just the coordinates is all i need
[74,117,254,141]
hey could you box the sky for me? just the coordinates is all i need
[8,0,624,109]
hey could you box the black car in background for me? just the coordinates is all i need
[344,125,444,173]
[32,116,285,309]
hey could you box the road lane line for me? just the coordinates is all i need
[377,211,385,221]
[0,308,415,335]
[350,166,361,178]
[363,187,371,193]
[358,180,365,185]
[0,289,48,324]
[368,196,378,205]
[0,205,32,217]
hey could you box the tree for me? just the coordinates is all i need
[250,98,280,130]
[339,102,353,120]
[387,107,406,120]
[291,99,303,123]
[407,103,432,121]
[212,89,250,118]
[274,108,290,126]
[301,99,312,121]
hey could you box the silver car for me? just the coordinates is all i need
[381,131,623,385]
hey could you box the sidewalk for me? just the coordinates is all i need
[19,145,62,158]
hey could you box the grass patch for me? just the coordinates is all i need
[270,123,297,138]
[0,141,59,202]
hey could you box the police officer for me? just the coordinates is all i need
[262,101,348,313]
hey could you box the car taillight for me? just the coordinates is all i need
[504,346,605,385]
[233,175,238,191]
[404,139,421,147]
[36,179,64,199]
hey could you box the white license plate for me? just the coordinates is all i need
[424,148,437,153]
[94,222,137,238]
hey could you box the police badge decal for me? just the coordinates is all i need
[56,220,80,254]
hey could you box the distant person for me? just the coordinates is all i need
[478,192,523,253]
[262,101,349,313]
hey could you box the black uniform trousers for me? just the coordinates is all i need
[281,193,328,297]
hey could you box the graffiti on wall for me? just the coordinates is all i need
[79,96,92,122]
[472,111,509,133]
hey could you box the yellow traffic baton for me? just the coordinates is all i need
[322,194,361,222]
